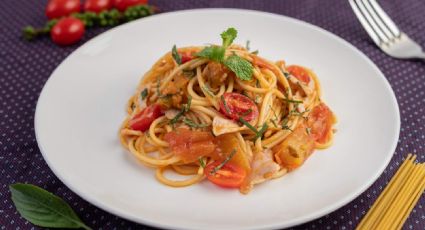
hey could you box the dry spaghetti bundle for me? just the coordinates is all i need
[119,28,336,194]
[357,154,425,229]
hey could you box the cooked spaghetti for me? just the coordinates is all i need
[119,28,336,193]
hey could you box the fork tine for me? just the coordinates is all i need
[355,0,390,44]
[366,0,401,37]
[349,0,382,45]
[361,0,394,40]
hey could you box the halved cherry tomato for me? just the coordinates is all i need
[45,0,81,19]
[307,103,333,144]
[164,128,219,163]
[50,17,85,46]
[84,0,112,13]
[180,52,193,64]
[129,104,163,131]
[219,93,258,122]
[113,0,148,11]
[205,161,247,188]
[287,65,311,83]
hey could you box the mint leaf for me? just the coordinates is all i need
[9,183,91,230]
[221,27,237,48]
[196,46,225,62]
[224,54,253,80]
[172,45,182,65]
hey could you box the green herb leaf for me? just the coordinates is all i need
[202,85,215,97]
[251,50,259,55]
[184,96,192,113]
[224,54,253,81]
[183,118,208,128]
[140,88,148,100]
[270,119,278,128]
[196,46,225,62]
[210,149,237,175]
[199,157,206,168]
[221,95,231,114]
[182,69,196,79]
[239,117,258,135]
[255,123,268,140]
[172,45,182,65]
[170,108,185,125]
[245,40,250,50]
[9,183,91,230]
[221,28,237,48]
[283,98,303,104]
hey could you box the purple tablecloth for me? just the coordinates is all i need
[1,0,424,229]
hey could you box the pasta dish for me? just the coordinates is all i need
[119,28,336,194]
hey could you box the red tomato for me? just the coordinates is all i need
[205,161,247,188]
[113,0,148,11]
[84,0,112,12]
[219,93,259,121]
[50,17,85,46]
[287,65,311,83]
[129,104,163,131]
[45,0,81,19]
[307,103,333,144]
[180,52,193,64]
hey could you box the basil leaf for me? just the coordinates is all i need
[172,45,182,65]
[221,27,237,48]
[224,54,253,81]
[9,183,91,230]
[195,46,225,62]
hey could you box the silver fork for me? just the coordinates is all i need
[349,0,425,59]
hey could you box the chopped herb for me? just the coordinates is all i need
[210,149,237,175]
[270,119,278,128]
[255,123,268,140]
[184,96,192,112]
[182,69,196,79]
[245,40,250,50]
[251,50,259,55]
[239,117,258,135]
[199,157,206,168]
[224,54,253,81]
[159,93,174,99]
[221,27,237,48]
[183,118,208,129]
[169,108,184,125]
[255,79,260,88]
[283,71,290,78]
[140,88,148,100]
[202,85,215,97]
[221,95,231,114]
[172,45,182,65]
[240,108,252,117]
[283,98,303,104]
[269,106,279,121]
[306,127,311,135]
[289,109,310,118]
[281,117,293,131]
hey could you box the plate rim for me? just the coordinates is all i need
[34,8,400,230]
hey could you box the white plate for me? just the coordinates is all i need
[35,9,400,230]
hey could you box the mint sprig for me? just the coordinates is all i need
[195,27,253,81]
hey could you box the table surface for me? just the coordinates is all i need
[1,0,424,229]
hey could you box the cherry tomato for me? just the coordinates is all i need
[219,93,259,122]
[287,65,311,83]
[45,0,81,19]
[129,104,163,131]
[84,0,112,12]
[113,0,148,11]
[50,17,85,46]
[205,161,247,188]
[180,52,193,64]
[307,103,333,144]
